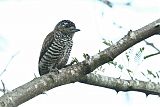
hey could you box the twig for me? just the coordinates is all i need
[98,0,113,8]
[0,51,19,77]
[144,51,160,59]
[144,40,160,52]
[0,80,10,94]
[143,40,160,59]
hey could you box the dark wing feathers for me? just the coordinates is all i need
[39,31,54,62]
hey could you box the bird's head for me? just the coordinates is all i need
[55,20,80,35]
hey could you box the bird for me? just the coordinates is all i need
[38,20,80,76]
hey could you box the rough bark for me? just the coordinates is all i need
[80,73,160,96]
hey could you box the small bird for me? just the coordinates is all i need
[38,20,80,76]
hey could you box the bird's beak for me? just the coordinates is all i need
[71,28,80,32]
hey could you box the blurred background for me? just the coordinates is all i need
[0,0,160,106]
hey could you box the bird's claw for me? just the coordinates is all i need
[50,68,60,75]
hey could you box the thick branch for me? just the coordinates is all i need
[0,18,160,107]
[80,73,160,96]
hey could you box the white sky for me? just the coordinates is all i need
[0,0,160,107]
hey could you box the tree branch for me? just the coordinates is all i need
[143,40,160,59]
[0,18,160,107]
[144,51,160,59]
[79,73,160,96]
[144,40,160,52]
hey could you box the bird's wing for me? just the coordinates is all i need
[39,31,54,62]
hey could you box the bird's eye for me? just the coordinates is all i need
[62,24,65,26]
[62,23,70,28]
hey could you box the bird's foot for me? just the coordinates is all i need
[50,68,59,75]
[65,57,79,68]
[70,57,79,65]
